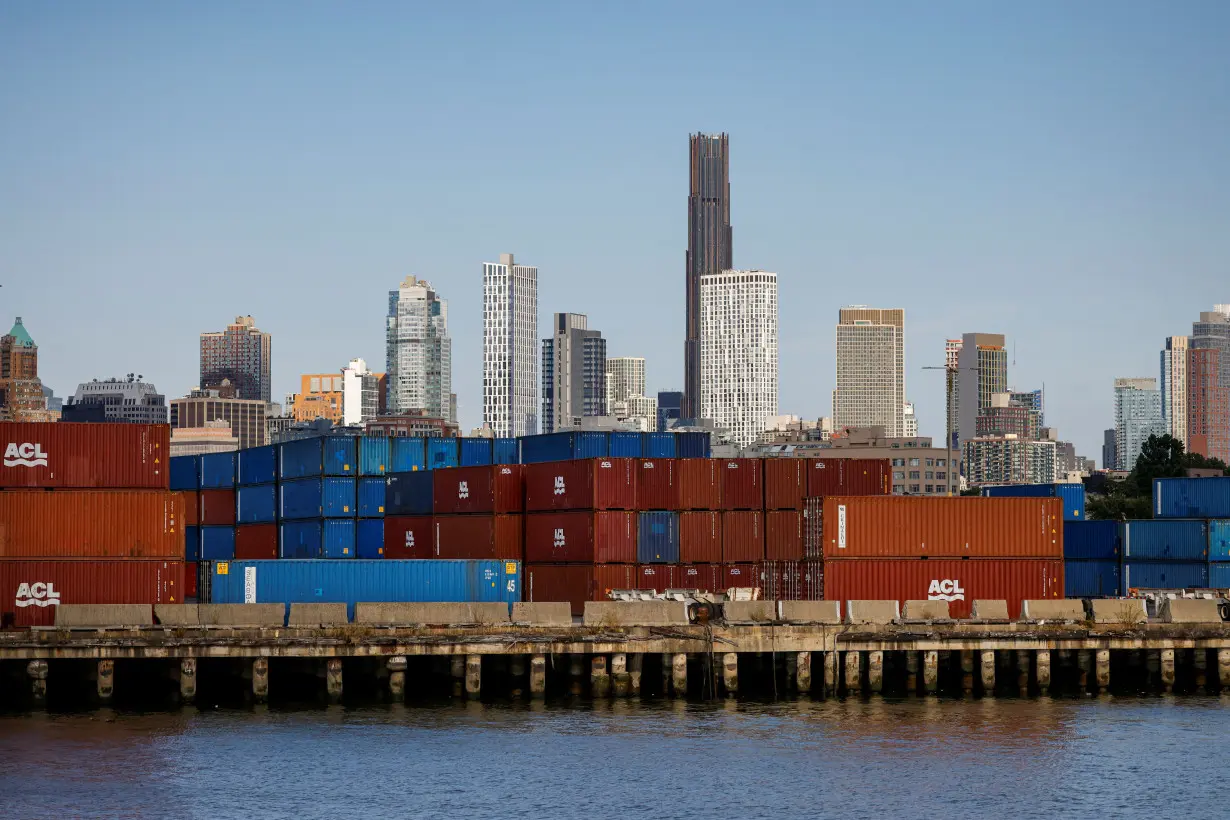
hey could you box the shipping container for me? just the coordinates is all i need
[525,511,636,563]
[719,459,763,510]
[609,432,643,458]
[520,433,572,464]
[677,563,724,593]
[821,496,1062,558]
[322,519,356,558]
[0,490,184,560]
[803,497,823,559]
[199,489,235,526]
[1063,520,1119,560]
[759,560,807,601]
[235,485,276,524]
[179,491,200,527]
[644,433,677,459]
[169,455,199,491]
[679,511,722,563]
[637,458,678,510]
[677,458,721,510]
[426,437,459,469]
[1209,563,1230,588]
[524,563,637,616]
[799,559,824,601]
[822,558,1064,619]
[807,458,891,497]
[723,563,757,591]
[383,516,435,559]
[279,477,356,519]
[432,464,524,515]
[765,510,803,561]
[435,514,524,560]
[1123,561,1209,590]
[722,510,764,562]
[234,524,278,560]
[184,526,199,562]
[0,560,185,627]
[983,483,1086,521]
[493,438,519,465]
[279,520,323,559]
[200,452,236,489]
[636,563,678,592]
[323,436,357,475]
[358,437,391,476]
[637,511,680,563]
[206,559,520,619]
[200,526,235,561]
[1154,477,1230,519]
[459,437,493,467]
[1120,520,1208,561]
[676,431,711,459]
[1064,560,1121,598]
[356,519,384,559]
[385,471,434,516]
[0,422,169,490]
[764,459,806,510]
[237,445,277,486]
[1210,520,1230,561]
[357,477,386,518]
[185,561,198,600]
[279,437,323,480]
[390,436,426,472]
[525,458,637,511]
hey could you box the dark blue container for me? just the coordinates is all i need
[279,520,322,559]
[426,437,459,469]
[1120,520,1209,561]
[358,437,391,476]
[1208,563,1230,588]
[356,519,384,558]
[279,437,323,480]
[677,431,711,459]
[493,438,519,465]
[609,432,643,458]
[1062,520,1119,560]
[169,456,200,491]
[236,484,277,524]
[184,526,200,562]
[200,526,235,560]
[1123,560,1209,590]
[199,452,236,489]
[390,437,426,472]
[1064,560,1121,598]
[323,436,357,476]
[459,437,493,467]
[279,477,357,519]
[637,511,680,563]
[237,445,277,486]
[358,477,386,517]
[385,472,434,516]
[644,433,677,459]
[520,433,573,464]
[1210,520,1230,561]
[322,519,356,558]
[1154,477,1230,519]
[572,432,609,460]
[984,483,1085,521]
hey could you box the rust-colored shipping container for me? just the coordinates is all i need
[803,497,823,558]
[636,563,678,592]
[199,489,236,526]
[719,459,763,510]
[524,563,638,616]
[822,558,1064,619]
[384,515,434,559]
[0,422,169,489]
[0,490,183,560]
[636,458,678,510]
[676,458,721,510]
[432,464,524,515]
[679,511,722,563]
[524,458,637,511]
[234,524,278,560]
[822,496,1063,558]
[0,560,185,627]
[723,563,757,591]
[524,511,636,563]
[185,561,198,600]
[765,510,803,561]
[178,491,200,527]
[800,559,824,600]
[677,563,724,593]
[807,458,890,497]
[763,459,806,510]
[722,510,764,562]
[435,514,523,560]
[758,560,801,600]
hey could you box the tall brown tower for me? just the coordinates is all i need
[684,133,732,420]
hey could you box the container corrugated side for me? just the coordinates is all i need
[234,524,278,560]
[609,432,643,458]
[722,510,764,562]
[178,491,200,527]
[279,520,322,559]
[524,563,636,616]
[677,563,724,593]
[1064,560,1121,598]
[764,458,805,510]
[644,433,676,459]
[432,465,524,515]
[679,511,721,563]
[520,433,573,464]
[199,489,236,526]
[390,437,426,472]
[1063,520,1119,560]
[758,560,806,601]
[357,477,386,517]
[323,436,356,476]
[572,432,609,460]
[185,561,198,600]
[637,458,678,510]
[636,511,679,563]
[636,563,678,592]
[524,458,637,511]
[807,458,891,497]
[1209,563,1230,587]
[723,563,757,591]
[984,482,1086,521]
[322,519,356,558]
[765,510,803,561]
[676,458,721,510]
[200,526,236,560]
[1154,477,1230,519]
[200,452,236,489]
[0,422,169,489]
[1120,520,1208,560]
[435,514,523,560]
[426,438,459,469]
[237,445,277,486]
[525,511,636,563]
[459,437,493,467]
[493,438,519,465]
[0,490,184,559]
[719,459,763,510]
[1210,520,1230,561]
[676,431,711,459]
[169,455,199,491]
[236,485,276,524]
[207,559,520,619]
[0,560,185,627]
[356,519,384,558]
[279,437,323,480]
[383,516,434,559]
[1123,561,1209,590]
[358,437,391,476]
[184,526,199,562]
[279,477,356,519]
[385,471,434,516]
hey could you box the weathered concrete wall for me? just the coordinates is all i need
[1091,599,1147,625]
[901,601,949,620]
[155,604,200,626]
[511,602,573,626]
[845,600,900,624]
[198,604,286,627]
[779,601,841,624]
[1020,600,1085,621]
[354,602,511,625]
[583,601,689,626]
[1162,598,1222,623]
[55,605,153,628]
[971,600,1009,620]
[288,603,349,627]
[723,601,777,623]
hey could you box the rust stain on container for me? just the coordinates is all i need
[234,524,278,560]
[525,511,636,563]
[199,489,236,526]
[383,516,435,559]
[636,458,678,510]
[0,422,169,489]
[722,510,765,562]
[432,464,524,515]
[679,511,722,563]
[676,458,721,510]
[524,563,638,616]
[764,510,803,561]
[524,458,636,511]
[719,459,763,510]
[0,560,185,627]
[435,514,524,560]
[763,459,806,510]
[0,490,183,560]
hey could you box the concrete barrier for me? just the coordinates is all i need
[198,604,286,627]
[353,602,512,625]
[55,604,153,628]
[1161,598,1223,623]
[155,604,200,626]
[1020,600,1085,621]
[779,601,841,624]
[288,603,350,627]
[511,602,573,626]
[845,600,900,625]
[1091,599,1147,625]
[723,601,777,623]
[971,600,1009,620]
[582,601,689,626]
[901,600,950,621]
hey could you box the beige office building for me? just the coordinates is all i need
[834,307,905,436]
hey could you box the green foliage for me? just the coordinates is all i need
[1086,490,1152,521]
[1086,433,1228,520]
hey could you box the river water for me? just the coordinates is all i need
[1,698,1224,818]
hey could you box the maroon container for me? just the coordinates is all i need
[676,459,721,510]
[807,458,890,496]
[435,514,523,560]
[765,510,803,561]
[199,489,236,526]
[384,515,435,559]
[723,563,757,591]
[524,563,638,616]
[235,524,278,560]
[524,458,637,511]
[636,458,678,510]
[0,560,185,628]
[719,458,763,510]
[679,511,722,563]
[763,458,806,510]
[678,563,724,593]
[524,511,636,564]
[0,422,170,489]
[635,563,678,592]
[179,491,200,527]
[800,560,824,600]
[185,561,198,600]
[432,464,524,515]
[758,560,805,600]
[722,510,764,562]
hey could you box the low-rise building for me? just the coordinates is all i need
[170,419,239,456]
[63,377,168,424]
[171,382,267,450]
[364,410,459,438]
[963,434,1058,486]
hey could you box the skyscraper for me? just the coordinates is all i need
[541,313,606,433]
[606,357,646,407]
[1114,377,1164,470]
[1102,429,1117,472]
[65,377,167,424]
[0,317,49,421]
[1187,348,1229,463]
[342,358,384,427]
[1192,309,1230,422]
[685,132,732,419]
[833,307,906,436]
[483,253,539,436]
[700,269,778,449]
[944,338,962,450]
[199,316,272,403]
[1161,335,1190,445]
[386,276,452,421]
[955,333,1008,448]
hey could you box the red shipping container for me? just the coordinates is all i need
[677,563,724,593]
[384,516,435,559]
[807,458,890,496]
[0,490,183,560]
[676,458,721,510]
[432,464,524,515]
[0,560,185,627]
[723,563,757,591]
[758,560,803,600]
[525,511,636,563]
[803,498,823,559]
[765,510,803,561]
[0,422,169,489]
[234,524,278,560]
[719,459,763,510]
[524,458,636,511]
[435,514,523,560]
[822,558,1064,619]
[821,496,1063,558]
[636,563,677,592]
[185,561,198,600]
[799,559,824,600]
[722,510,764,562]
[199,489,236,526]
[679,511,722,563]
[179,491,200,527]
[524,563,638,616]
[636,458,678,510]
[763,459,806,510]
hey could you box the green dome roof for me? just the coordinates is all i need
[7,317,35,348]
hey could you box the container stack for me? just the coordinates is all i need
[432,463,525,560]
[236,445,279,561]
[277,436,358,559]
[1062,519,1120,597]
[356,437,391,558]
[1155,477,1230,588]
[984,482,1086,521]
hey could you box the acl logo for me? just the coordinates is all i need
[458,481,470,499]
[404,531,415,548]
[553,476,566,495]
[928,579,965,602]
[4,442,48,468]
[15,582,60,608]
[553,528,566,548]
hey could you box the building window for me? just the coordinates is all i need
[925,471,934,480]
[936,471,946,480]
[925,458,934,467]
[909,458,920,467]
[892,458,905,467]
[893,484,905,494]
[909,471,920,480]
[925,485,934,493]
[910,484,921,493]
[893,471,905,480]
[937,459,946,467]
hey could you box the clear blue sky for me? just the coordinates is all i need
[2,1,1228,459]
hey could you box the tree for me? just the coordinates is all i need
[1127,434,1188,496]
[1087,489,1152,520]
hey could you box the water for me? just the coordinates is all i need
[1,698,1225,818]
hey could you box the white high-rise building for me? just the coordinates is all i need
[386,276,452,421]
[903,402,917,437]
[606,357,646,407]
[342,358,381,426]
[1114,377,1164,470]
[699,270,778,449]
[483,253,539,436]
[834,307,906,436]
[1161,336,1189,446]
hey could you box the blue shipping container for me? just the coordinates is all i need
[1208,563,1230,588]
[169,456,200,491]
[322,519,355,558]
[280,477,357,519]
[1210,520,1230,561]
[184,526,200,562]
[638,511,680,563]
[1064,560,1121,598]
[236,484,277,524]
[644,433,677,459]
[200,526,235,561]
[459,437,493,467]
[358,477,386,517]
[279,438,323,480]
[1154,477,1230,519]
[385,471,434,516]
[677,431,711,459]
[237,445,277,486]
[208,559,522,620]
[1123,561,1209,590]
[493,438,519,465]
[280,520,322,559]
[356,519,384,558]
[1120,519,1208,561]
[199,451,236,489]
[572,432,609,460]
[1062,520,1119,560]
[426,438,459,469]
[390,437,426,472]
[609,432,643,458]
[323,436,356,476]
[520,433,573,464]
[358,437,391,476]
[984,483,1086,521]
